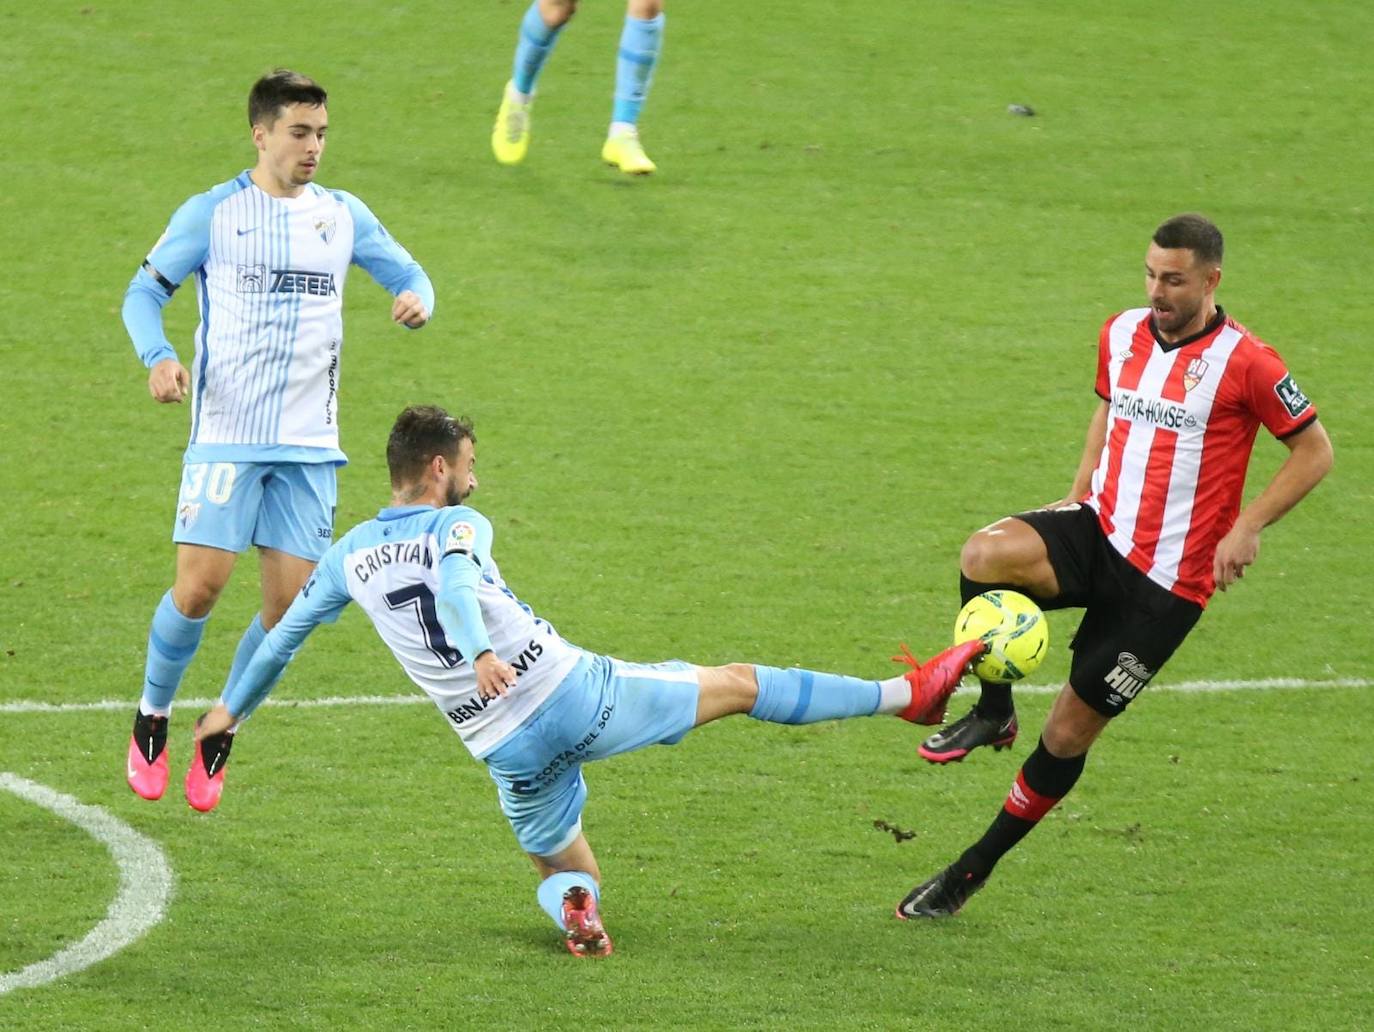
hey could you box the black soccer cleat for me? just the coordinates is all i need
[918,707,1018,764]
[895,863,988,919]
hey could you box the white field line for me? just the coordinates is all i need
[0,773,174,995]
[0,678,1369,715]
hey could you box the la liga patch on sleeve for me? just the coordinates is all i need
[444,521,477,557]
[1274,374,1312,418]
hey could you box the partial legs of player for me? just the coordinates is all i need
[507,641,985,955]
[898,682,1106,918]
[128,543,237,801]
[602,0,664,175]
[491,0,576,165]
[920,515,1061,763]
[531,835,613,957]
[492,0,666,172]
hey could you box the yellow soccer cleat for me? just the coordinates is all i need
[601,128,656,175]
[491,82,533,166]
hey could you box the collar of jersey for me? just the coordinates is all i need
[376,504,436,521]
[1149,305,1227,352]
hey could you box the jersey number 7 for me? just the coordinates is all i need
[384,583,464,668]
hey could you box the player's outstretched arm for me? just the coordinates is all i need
[1213,419,1333,591]
[195,553,353,737]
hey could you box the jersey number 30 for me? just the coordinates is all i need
[384,584,464,668]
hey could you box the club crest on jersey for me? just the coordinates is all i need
[444,521,477,558]
[313,216,336,244]
[1274,374,1311,418]
[1183,357,1209,392]
[237,264,267,293]
[177,502,201,530]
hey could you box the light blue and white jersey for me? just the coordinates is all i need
[240,504,582,758]
[123,171,435,465]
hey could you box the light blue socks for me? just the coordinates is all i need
[537,870,599,930]
[141,590,208,714]
[513,1,564,96]
[612,13,664,125]
[748,666,883,724]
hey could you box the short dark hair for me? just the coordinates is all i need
[1152,213,1224,267]
[386,406,475,487]
[248,69,327,128]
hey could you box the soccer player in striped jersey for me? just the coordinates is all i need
[192,405,982,957]
[899,214,1333,919]
[123,70,435,812]
[491,0,665,174]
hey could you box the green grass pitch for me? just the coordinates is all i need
[1,1,1372,1029]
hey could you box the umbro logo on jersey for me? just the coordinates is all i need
[269,269,338,296]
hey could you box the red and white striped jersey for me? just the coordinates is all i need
[1086,307,1317,606]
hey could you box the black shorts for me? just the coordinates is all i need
[1014,504,1203,718]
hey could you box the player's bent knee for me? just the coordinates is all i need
[960,530,1007,582]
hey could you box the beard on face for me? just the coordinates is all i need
[444,476,469,506]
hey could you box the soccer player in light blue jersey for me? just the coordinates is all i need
[491,0,665,174]
[123,70,436,812]
[193,405,985,957]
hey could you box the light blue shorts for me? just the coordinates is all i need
[171,461,336,561]
[484,653,701,857]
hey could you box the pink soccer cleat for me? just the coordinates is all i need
[184,721,235,813]
[892,639,987,726]
[127,710,170,801]
[561,885,613,958]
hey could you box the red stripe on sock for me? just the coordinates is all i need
[1003,770,1060,822]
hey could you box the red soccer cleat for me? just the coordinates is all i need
[184,721,235,813]
[127,710,170,801]
[892,640,987,726]
[561,885,613,958]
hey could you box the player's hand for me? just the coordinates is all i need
[148,358,190,403]
[474,651,517,700]
[391,290,430,329]
[1213,520,1261,592]
[194,704,236,740]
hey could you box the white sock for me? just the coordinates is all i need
[876,675,913,715]
[608,120,637,138]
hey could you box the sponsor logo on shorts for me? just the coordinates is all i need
[497,699,619,793]
[1104,652,1155,701]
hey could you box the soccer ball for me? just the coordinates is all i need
[953,590,1049,684]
